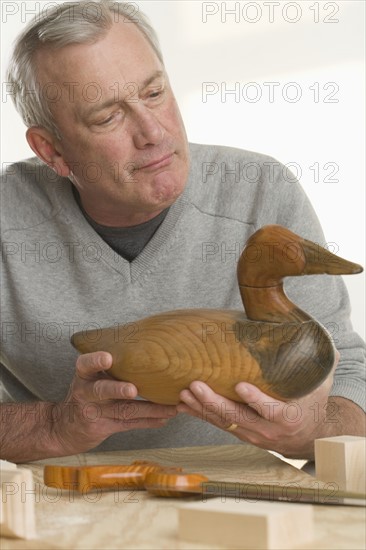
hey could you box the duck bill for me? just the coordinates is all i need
[301,238,363,276]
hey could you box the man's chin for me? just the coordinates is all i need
[147,172,186,207]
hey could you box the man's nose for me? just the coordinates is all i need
[131,107,164,149]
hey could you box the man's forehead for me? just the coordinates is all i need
[35,21,161,89]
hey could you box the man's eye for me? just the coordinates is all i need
[97,114,115,125]
[148,88,165,99]
[96,111,123,126]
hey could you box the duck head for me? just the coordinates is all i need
[238,225,363,322]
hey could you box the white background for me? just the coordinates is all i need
[1,0,365,337]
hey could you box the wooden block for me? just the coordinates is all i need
[178,498,314,549]
[315,435,366,493]
[0,459,18,533]
[0,466,37,539]
[0,460,17,471]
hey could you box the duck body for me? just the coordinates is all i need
[72,309,335,405]
[71,225,362,404]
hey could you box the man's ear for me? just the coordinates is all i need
[26,127,70,177]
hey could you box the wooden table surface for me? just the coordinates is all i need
[2,444,365,550]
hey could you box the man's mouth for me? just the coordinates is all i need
[138,153,175,171]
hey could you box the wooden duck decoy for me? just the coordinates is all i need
[71,225,363,404]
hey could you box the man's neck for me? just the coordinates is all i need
[72,187,165,228]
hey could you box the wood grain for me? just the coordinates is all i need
[0,465,36,540]
[178,498,314,549]
[71,225,363,404]
[1,445,364,550]
[315,436,366,493]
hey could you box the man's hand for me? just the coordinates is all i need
[0,351,176,462]
[177,352,364,459]
[50,351,177,456]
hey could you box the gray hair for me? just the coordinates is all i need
[7,0,164,137]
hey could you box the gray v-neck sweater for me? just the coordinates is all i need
[1,143,364,452]
[72,185,170,262]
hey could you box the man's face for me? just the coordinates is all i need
[36,21,190,225]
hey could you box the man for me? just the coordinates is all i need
[1,0,365,463]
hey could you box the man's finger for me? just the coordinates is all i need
[93,379,138,401]
[103,400,177,421]
[117,417,169,430]
[76,351,113,379]
[179,388,202,411]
